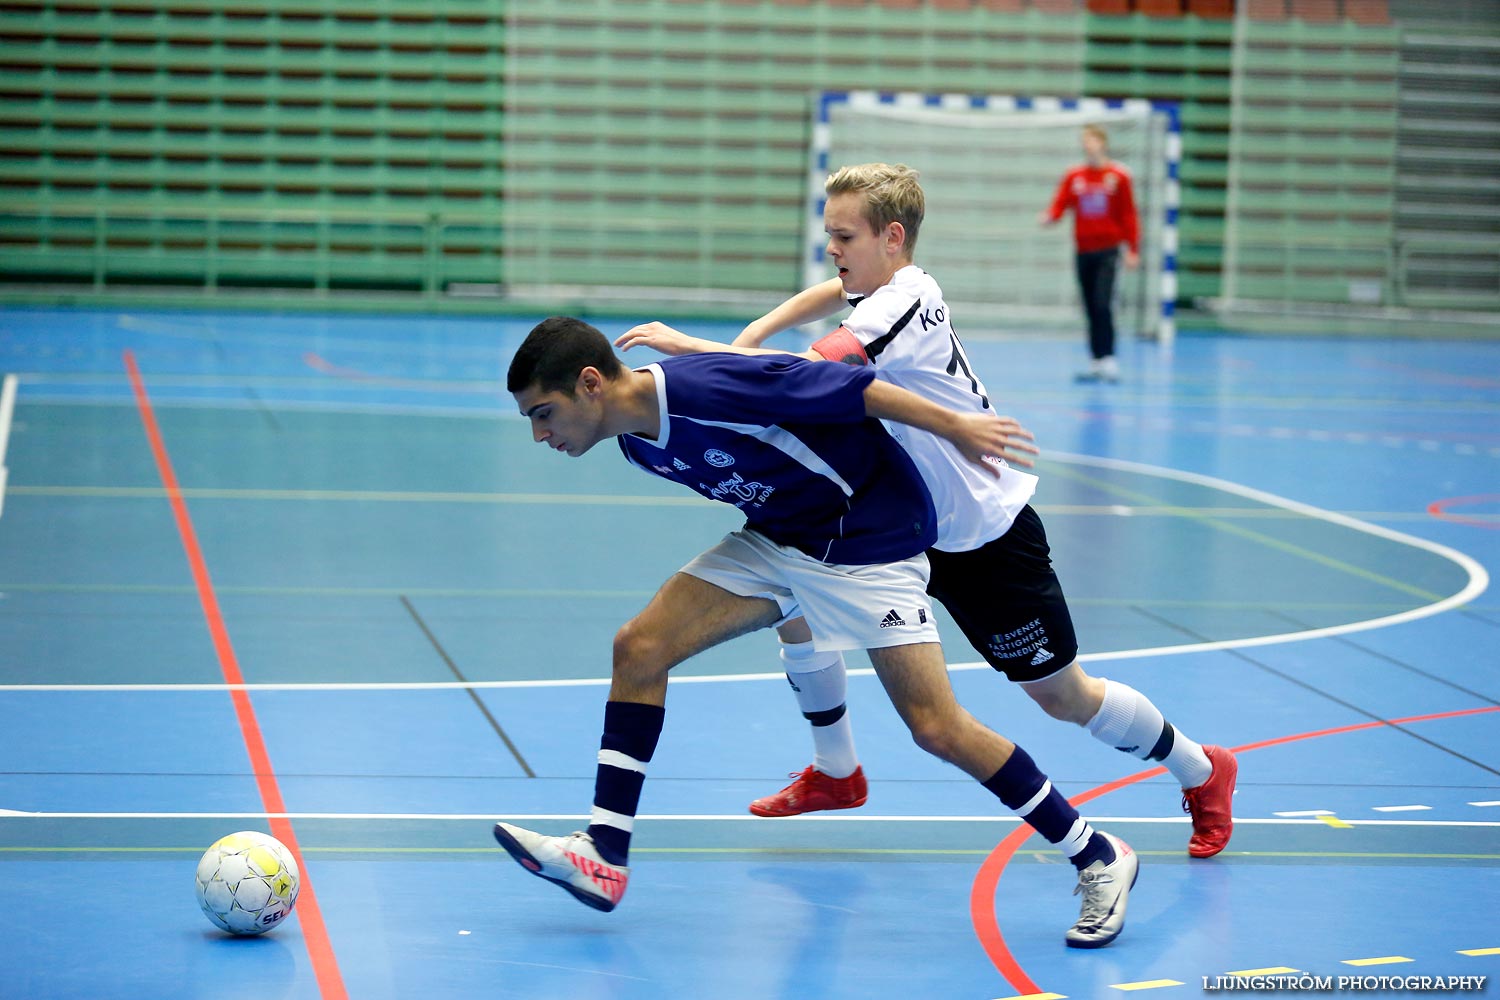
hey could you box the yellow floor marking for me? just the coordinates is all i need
[1227,967,1299,976]
[1459,947,1500,956]
[1112,981,1184,992]
[1318,814,1355,829]
[1344,956,1414,966]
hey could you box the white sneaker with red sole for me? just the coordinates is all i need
[492,823,629,912]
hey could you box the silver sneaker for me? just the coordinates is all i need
[1065,833,1138,948]
[492,823,629,912]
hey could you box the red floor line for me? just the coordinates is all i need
[124,350,349,1000]
[1428,495,1500,531]
[303,351,376,381]
[303,350,446,390]
[970,704,1500,996]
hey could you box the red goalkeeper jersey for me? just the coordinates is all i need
[1045,162,1139,255]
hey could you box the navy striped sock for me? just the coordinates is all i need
[586,700,666,866]
[982,745,1115,871]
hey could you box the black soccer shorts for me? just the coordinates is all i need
[925,505,1080,684]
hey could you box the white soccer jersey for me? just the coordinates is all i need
[814,265,1038,553]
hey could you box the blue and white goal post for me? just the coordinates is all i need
[807,92,1180,345]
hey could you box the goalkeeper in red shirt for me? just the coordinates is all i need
[1040,124,1140,383]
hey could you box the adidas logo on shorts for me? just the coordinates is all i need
[1030,647,1054,667]
[879,609,906,628]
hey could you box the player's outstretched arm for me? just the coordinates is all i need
[734,278,847,348]
[862,379,1039,475]
[614,322,727,357]
[615,322,818,361]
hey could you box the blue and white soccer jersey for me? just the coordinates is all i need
[618,353,940,652]
[815,265,1039,553]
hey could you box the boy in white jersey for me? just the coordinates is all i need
[616,162,1237,861]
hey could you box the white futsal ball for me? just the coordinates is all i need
[194,831,301,935]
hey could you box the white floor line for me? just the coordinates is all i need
[0,452,1486,694]
[1044,451,1490,659]
[0,810,1497,828]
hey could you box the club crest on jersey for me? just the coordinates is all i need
[704,449,735,468]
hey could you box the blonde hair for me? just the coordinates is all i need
[1082,124,1109,146]
[824,162,925,256]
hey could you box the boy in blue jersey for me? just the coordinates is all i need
[494,315,1140,950]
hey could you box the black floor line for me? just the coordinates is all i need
[400,594,536,779]
[1268,608,1500,709]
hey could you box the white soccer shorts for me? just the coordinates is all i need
[679,528,940,653]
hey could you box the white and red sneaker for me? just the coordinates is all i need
[1066,833,1139,949]
[749,765,868,817]
[492,823,628,912]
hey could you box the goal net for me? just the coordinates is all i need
[808,93,1179,342]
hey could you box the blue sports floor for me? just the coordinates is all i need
[1,306,1496,1000]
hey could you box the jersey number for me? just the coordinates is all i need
[946,331,990,410]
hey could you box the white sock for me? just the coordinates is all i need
[780,640,859,779]
[1086,679,1212,789]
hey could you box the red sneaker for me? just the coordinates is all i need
[749,765,868,817]
[1182,745,1238,858]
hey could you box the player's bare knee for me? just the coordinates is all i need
[906,713,963,763]
[1027,685,1090,725]
[611,618,669,680]
[1021,664,1101,726]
